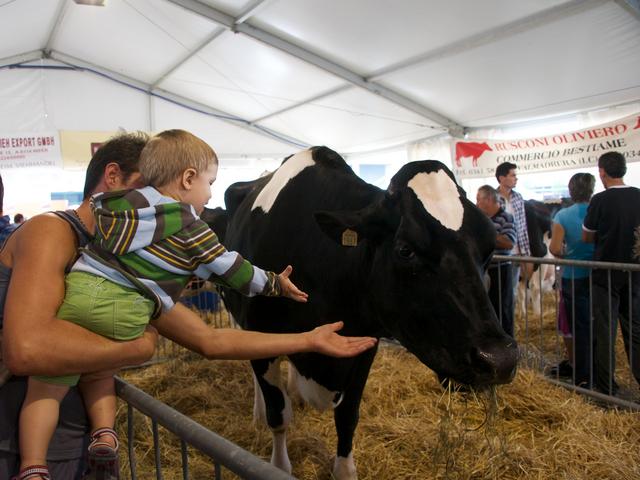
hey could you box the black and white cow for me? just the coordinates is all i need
[220,147,518,479]
[518,199,570,316]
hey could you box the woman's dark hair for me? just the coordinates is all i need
[568,172,595,203]
[82,132,149,199]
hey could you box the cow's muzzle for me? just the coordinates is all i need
[470,339,519,385]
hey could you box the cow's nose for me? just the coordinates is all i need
[471,339,518,385]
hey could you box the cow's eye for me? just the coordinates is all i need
[398,245,415,259]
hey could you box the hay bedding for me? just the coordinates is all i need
[118,345,640,480]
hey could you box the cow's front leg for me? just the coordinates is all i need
[251,358,293,473]
[517,277,527,316]
[332,350,376,480]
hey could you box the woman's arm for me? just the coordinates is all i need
[548,222,565,257]
[582,229,595,243]
[2,215,157,376]
[153,302,376,360]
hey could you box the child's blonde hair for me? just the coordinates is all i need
[139,129,218,187]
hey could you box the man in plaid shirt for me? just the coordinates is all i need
[496,162,531,286]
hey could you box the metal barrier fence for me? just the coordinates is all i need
[492,254,640,410]
[116,282,289,479]
[115,376,296,480]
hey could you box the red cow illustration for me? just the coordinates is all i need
[455,142,493,167]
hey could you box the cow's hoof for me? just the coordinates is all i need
[332,453,357,480]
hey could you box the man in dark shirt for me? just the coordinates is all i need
[477,185,517,337]
[583,151,640,395]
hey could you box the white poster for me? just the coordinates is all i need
[0,132,62,170]
[452,114,640,179]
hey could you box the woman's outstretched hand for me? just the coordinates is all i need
[306,321,377,357]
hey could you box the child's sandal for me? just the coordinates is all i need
[83,427,120,480]
[88,427,120,453]
[12,465,51,480]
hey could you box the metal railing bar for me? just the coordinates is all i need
[153,418,164,480]
[115,377,296,480]
[538,265,544,370]
[128,404,138,480]
[571,272,576,386]
[545,378,640,411]
[181,439,189,480]
[629,270,634,390]
[493,255,640,271]
[554,269,561,382]
[520,260,530,367]
[608,270,613,395]
[589,271,594,388]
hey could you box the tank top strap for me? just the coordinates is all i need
[51,209,93,248]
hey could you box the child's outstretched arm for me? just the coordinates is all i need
[276,265,308,302]
[184,221,305,300]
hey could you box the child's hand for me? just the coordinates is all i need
[277,265,309,302]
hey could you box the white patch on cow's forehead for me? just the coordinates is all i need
[408,170,463,230]
[252,149,315,213]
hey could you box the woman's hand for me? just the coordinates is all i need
[306,321,377,357]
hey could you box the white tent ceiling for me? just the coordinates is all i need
[1,0,639,158]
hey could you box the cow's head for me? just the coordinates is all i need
[316,160,517,386]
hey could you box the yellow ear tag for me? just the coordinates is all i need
[341,228,358,247]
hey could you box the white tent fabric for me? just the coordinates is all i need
[1,0,639,161]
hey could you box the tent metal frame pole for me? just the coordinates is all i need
[150,27,225,89]
[49,50,150,91]
[153,87,310,148]
[164,0,458,132]
[235,0,273,24]
[151,0,271,94]
[148,95,155,133]
[0,51,44,68]
[47,50,310,149]
[367,0,606,81]
[44,0,70,56]
[614,0,640,20]
[251,85,352,123]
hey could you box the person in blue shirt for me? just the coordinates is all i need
[549,173,595,386]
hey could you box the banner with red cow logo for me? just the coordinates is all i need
[452,113,640,179]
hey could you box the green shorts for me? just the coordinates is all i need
[35,271,154,387]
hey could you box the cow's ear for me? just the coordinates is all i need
[315,197,396,247]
